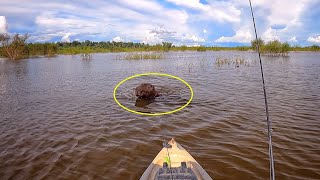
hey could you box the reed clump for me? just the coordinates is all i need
[81,53,93,60]
[124,52,163,60]
[215,56,250,67]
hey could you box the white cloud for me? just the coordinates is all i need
[232,0,309,25]
[112,36,124,42]
[261,27,281,42]
[307,35,320,44]
[232,0,310,43]
[289,36,297,42]
[182,33,205,43]
[118,0,163,12]
[27,1,192,44]
[61,33,71,42]
[0,16,8,33]
[232,0,309,26]
[0,0,317,45]
[149,25,176,39]
[188,43,201,47]
[142,30,163,44]
[166,0,205,9]
[265,0,308,27]
[210,0,309,44]
[166,0,241,23]
[165,0,311,44]
[215,29,252,43]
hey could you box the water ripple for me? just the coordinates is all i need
[0,52,319,179]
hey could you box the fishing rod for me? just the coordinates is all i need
[248,0,275,180]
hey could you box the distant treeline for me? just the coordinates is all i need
[57,41,254,54]
[57,41,174,54]
[0,33,319,60]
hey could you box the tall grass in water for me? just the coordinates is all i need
[81,53,93,60]
[215,56,251,67]
[123,52,163,60]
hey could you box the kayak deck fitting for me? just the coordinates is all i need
[140,139,212,180]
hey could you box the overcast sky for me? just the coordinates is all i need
[0,0,319,46]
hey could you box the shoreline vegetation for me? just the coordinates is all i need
[1,33,320,60]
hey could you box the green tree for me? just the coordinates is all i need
[162,42,172,52]
[281,42,290,56]
[310,45,320,51]
[251,38,264,51]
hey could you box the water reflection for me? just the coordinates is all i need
[135,98,156,107]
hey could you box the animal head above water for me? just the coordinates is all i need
[135,83,160,99]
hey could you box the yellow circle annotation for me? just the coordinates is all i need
[113,72,194,116]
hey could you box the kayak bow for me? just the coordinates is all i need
[140,138,212,180]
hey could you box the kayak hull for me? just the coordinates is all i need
[140,138,212,180]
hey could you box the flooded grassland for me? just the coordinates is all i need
[0,51,319,179]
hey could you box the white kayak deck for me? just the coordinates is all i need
[140,138,212,180]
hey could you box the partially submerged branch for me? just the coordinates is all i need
[0,33,29,60]
[0,33,58,60]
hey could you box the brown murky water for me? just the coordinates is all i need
[0,51,319,179]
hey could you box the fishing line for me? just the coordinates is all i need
[248,0,275,180]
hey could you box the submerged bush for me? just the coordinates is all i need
[0,33,58,60]
[251,39,290,56]
[0,33,29,60]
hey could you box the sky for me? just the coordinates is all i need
[0,0,320,46]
